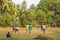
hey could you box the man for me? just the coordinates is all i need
[28,24,32,34]
[6,32,11,38]
[42,24,46,34]
[12,25,19,32]
[15,27,19,32]
[13,26,16,32]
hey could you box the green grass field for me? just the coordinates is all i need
[0,27,60,40]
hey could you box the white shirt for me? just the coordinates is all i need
[42,25,46,29]
[15,27,19,29]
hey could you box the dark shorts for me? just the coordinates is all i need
[6,34,11,38]
[13,28,15,30]
[43,29,45,31]
[15,29,18,31]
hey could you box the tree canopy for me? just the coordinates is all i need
[0,0,60,27]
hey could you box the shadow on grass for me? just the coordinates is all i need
[34,35,54,40]
[0,38,20,40]
[0,38,32,40]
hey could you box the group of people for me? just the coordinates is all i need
[6,25,19,38]
[6,24,32,38]
[6,24,46,38]
[26,24,32,34]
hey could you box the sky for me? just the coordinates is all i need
[12,0,40,8]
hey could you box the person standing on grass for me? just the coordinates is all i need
[12,25,19,32]
[26,24,29,31]
[42,24,46,34]
[15,27,19,32]
[28,24,32,34]
[12,25,16,32]
[6,32,11,38]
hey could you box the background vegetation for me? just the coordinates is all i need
[0,0,60,27]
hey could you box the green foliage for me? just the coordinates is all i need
[0,20,6,27]
[30,4,36,11]
[27,9,37,27]
[36,10,47,24]
[0,0,60,27]
[37,0,60,27]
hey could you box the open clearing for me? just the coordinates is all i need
[0,27,60,40]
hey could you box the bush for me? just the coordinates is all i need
[0,21,6,27]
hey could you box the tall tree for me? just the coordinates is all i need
[19,0,27,27]
[37,0,60,27]
[30,4,36,11]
